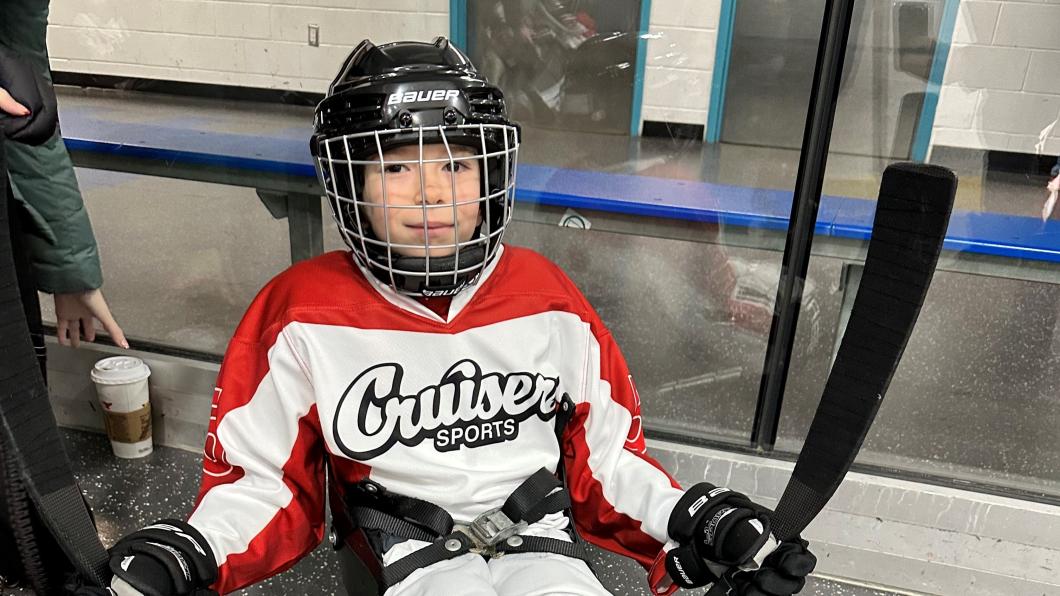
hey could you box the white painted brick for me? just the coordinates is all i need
[49,0,117,27]
[214,2,272,39]
[133,31,246,72]
[930,1,1060,154]
[943,44,1030,91]
[47,25,95,60]
[931,127,1015,150]
[267,0,446,11]
[649,0,721,30]
[51,57,316,90]
[952,1,1001,45]
[646,26,716,71]
[268,6,356,44]
[161,0,217,35]
[298,44,359,81]
[640,105,707,126]
[1006,132,1053,153]
[48,24,135,62]
[978,89,1060,134]
[1044,136,1060,156]
[643,66,710,111]
[242,39,302,76]
[935,86,981,129]
[47,0,83,26]
[106,0,165,32]
[994,2,1060,50]
[1024,50,1060,94]
[270,7,446,46]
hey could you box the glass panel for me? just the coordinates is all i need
[40,167,294,355]
[723,0,941,161]
[36,3,790,449]
[777,0,1060,499]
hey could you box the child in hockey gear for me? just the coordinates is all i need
[106,38,815,596]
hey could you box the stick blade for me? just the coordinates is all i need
[771,163,957,542]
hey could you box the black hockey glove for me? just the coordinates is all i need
[108,519,218,596]
[663,483,816,594]
[713,538,817,596]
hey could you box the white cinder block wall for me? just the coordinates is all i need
[931,0,1060,156]
[46,0,724,129]
[47,0,450,93]
[46,0,1059,152]
[640,0,722,127]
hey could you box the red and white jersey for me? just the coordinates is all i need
[188,245,685,594]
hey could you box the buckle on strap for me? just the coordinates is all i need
[461,507,528,550]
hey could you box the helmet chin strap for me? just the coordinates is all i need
[390,244,488,297]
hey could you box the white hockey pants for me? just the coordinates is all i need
[382,530,612,596]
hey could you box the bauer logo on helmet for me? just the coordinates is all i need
[387,89,460,106]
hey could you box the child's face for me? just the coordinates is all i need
[362,144,483,258]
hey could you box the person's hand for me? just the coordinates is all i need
[721,538,816,596]
[0,86,30,116]
[109,520,218,596]
[0,48,57,144]
[1044,175,1059,221]
[664,483,816,594]
[53,289,129,349]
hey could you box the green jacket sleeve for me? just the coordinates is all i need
[2,0,103,293]
[5,135,103,293]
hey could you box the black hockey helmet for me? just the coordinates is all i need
[311,37,520,297]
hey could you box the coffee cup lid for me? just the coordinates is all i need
[91,356,151,385]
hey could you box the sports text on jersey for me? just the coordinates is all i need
[333,359,563,459]
[387,89,460,105]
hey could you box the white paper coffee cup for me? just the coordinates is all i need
[90,356,153,458]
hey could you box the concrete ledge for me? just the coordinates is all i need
[47,340,1060,595]
[649,442,1060,595]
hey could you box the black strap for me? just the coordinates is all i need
[0,180,110,587]
[381,531,470,587]
[501,468,565,524]
[351,391,583,591]
[377,493,454,538]
[553,394,574,444]
[352,506,443,544]
[494,534,590,562]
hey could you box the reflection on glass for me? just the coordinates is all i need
[41,168,293,355]
[722,0,942,160]
[467,0,641,134]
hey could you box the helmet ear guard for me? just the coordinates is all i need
[311,38,520,298]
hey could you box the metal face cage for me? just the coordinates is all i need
[316,123,520,296]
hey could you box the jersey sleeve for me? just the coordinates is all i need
[187,323,324,594]
[561,311,686,595]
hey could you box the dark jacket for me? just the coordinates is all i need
[1,0,102,293]
[1,43,77,592]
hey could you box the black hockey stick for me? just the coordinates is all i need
[769,161,956,542]
[704,164,955,596]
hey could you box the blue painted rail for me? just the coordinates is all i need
[60,109,1060,264]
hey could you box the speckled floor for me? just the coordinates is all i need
[4,429,905,596]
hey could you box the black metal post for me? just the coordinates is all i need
[751,0,859,450]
